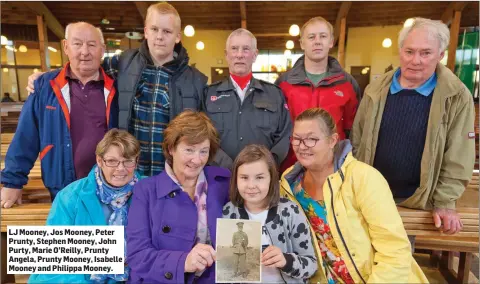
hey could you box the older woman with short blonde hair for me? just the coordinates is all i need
[29,129,140,283]
[127,110,231,284]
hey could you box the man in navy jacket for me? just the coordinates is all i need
[1,22,118,207]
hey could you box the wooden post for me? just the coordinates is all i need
[447,10,461,72]
[240,1,247,29]
[337,17,347,67]
[37,15,50,72]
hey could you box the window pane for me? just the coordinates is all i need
[15,48,41,66]
[1,47,16,65]
[16,69,35,101]
[1,68,20,102]
[48,42,63,68]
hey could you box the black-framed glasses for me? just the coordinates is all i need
[290,137,320,148]
[103,158,137,168]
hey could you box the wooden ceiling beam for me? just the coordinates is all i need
[23,2,65,39]
[240,1,247,29]
[441,1,468,26]
[334,1,352,45]
[135,1,149,22]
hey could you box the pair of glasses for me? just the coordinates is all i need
[290,137,320,148]
[103,158,137,168]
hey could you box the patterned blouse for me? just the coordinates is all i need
[292,173,354,284]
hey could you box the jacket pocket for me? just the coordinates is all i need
[39,144,54,160]
[253,100,278,129]
[206,100,233,132]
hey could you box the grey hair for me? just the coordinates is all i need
[398,17,449,53]
[65,22,105,45]
[226,28,257,50]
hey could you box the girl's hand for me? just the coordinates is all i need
[261,245,286,268]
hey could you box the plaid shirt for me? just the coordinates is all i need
[103,50,185,176]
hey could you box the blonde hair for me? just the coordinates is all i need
[146,2,181,30]
[300,16,334,38]
[296,108,337,137]
[398,17,450,53]
[96,129,140,160]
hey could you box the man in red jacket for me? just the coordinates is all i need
[276,16,361,172]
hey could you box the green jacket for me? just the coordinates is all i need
[351,63,475,210]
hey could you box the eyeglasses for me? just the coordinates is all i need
[290,137,320,148]
[102,158,137,168]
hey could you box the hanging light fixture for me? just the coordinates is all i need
[48,46,58,52]
[184,25,195,37]
[196,41,205,50]
[382,38,392,48]
[5,45,14,51]
[3,68,8,73]
[18,45,28,52]
[289,24,300,36]
[286,40,294,49]
[284,49,292,56]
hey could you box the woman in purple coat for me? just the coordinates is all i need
[126,110,231,283]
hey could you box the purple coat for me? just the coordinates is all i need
[126,166,231,283]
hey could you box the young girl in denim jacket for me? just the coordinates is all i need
[222,144,317,283]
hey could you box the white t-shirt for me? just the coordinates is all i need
[230,75,251,103]
[245,208,285,283]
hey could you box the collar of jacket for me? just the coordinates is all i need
[281,143,354,197]
[216,76,264,93]
[138,40,189,73]
[154,166,231,199]
[50,62,115,129]
[237,204,279,224]
[286,55,345,85]
[364,63,462,103]
[77,167,140,225]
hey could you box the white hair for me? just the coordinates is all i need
[65,22,105,45]
[398,17,450,53]
[226,28,257,50]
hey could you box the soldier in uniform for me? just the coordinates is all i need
[232,222,249,277]
[203,28,292,169]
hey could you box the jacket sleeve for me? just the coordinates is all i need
[432,89,476,209]
[281,203,318,279]
[126,181,188,283]
[29,188,87,284]
[270,88,293,164]
[101,54,120,79]
[354,165,412,283]
[1,85,41,189]
[351,93,370,158]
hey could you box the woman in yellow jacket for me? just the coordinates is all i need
[280,108,428,283]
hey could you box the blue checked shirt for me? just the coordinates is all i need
[129,64,172,177]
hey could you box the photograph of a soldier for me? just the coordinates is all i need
[216,219,262,283]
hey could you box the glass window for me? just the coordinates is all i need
[1,68,20,102]
[48,42,63,68]
[15,48,41,66]
[16,69,36,101]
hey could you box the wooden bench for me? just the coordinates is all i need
[0,203,51,284]
[398,203,479,283]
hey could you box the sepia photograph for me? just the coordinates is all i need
[216,219,262,283]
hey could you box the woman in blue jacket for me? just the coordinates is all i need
[29,129,140,283]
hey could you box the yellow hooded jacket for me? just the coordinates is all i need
[280,142,428,283]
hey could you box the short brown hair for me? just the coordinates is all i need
[146,2,181,29]
[230,144,280,209]
[96,129,140,160]
[300,16,334,38]
[296,108,337,136]
[162,110,220,166]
